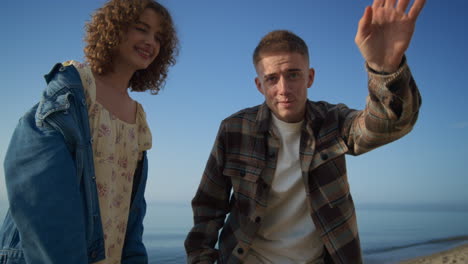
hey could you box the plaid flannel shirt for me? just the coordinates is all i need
[185,60,421,264]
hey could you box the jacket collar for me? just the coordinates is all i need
[255,102,271,133]
[35,63,84,127]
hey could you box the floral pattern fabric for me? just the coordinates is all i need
[65,61,152,264]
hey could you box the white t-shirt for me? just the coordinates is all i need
[247,114,323,264]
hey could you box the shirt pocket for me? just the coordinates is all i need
[310,136,348,171]
[223,160,262,199]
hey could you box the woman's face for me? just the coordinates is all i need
[114,8,163,72]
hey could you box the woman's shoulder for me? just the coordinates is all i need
[63,61,96,104]
[135,102,152,151]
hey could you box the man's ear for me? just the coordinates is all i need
[255,77,265,95]
[307,68,315,88]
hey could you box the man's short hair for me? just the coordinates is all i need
[253,30,309,66]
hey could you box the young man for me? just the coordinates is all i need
[185,0,425,263]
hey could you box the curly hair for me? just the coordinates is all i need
[84,0,178,94]
[253,30,309,67]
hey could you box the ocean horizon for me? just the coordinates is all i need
[1,200,467,263]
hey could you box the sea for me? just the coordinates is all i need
[0,201,467,264]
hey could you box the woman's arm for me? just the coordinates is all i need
[4,106,89,264]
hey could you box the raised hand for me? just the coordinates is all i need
[355,0,426,73]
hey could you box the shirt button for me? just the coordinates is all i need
[91,251,97,258]
[255,216,261,223]
[237,247,244,255]
[321,153,329,160]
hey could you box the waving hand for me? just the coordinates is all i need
[355,0,426,72]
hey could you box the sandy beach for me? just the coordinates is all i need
[400,243,468,264]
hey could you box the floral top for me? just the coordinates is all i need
[65,61,152,264]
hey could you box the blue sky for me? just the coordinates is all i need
[0,0,467,207]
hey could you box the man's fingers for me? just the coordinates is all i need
[357,6,373,42]
[372,0,384,9]
[385,0,397,8]
[360,6,373,26]
[365,6,374,25]
[396,0,411,13]
[408,0,426,20]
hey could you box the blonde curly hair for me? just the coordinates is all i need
[84,0,178,94]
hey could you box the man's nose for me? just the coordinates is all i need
[277,76,291,95]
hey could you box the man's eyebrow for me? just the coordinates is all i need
[264,69,301,76]
[263,73,277,79]
[263,68,303,78]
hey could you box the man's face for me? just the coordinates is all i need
[255,52,314,123]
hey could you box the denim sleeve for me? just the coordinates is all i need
[121,154,148,264]
[4,107,88,264]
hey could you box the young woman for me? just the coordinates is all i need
[0,0,178,263]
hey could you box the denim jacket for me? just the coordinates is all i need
[0,63,149,264]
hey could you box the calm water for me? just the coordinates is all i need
[1,201,467,263]
[357,203,468,263]
[144,202,468,264]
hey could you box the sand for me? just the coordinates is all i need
[400,243,468,264]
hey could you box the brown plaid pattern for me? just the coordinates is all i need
[185,61,421,264]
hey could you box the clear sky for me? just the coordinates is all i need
[0,1,467,207]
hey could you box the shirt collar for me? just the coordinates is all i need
[255,100,318,134]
